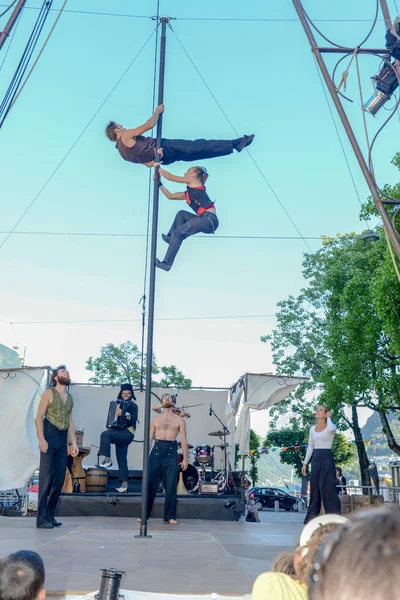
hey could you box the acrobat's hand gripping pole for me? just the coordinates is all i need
[137,17,169,539]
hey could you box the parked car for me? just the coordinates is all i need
[249,486,305,512]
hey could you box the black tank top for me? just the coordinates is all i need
[185,186,215,215]
[116,136,156,164]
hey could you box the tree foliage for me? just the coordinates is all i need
[261,171,400,484]
[86,341,192,389]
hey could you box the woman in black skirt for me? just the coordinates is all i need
[302,405,341,524]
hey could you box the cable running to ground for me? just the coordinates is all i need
[6,0,69,116]
[170,25,313,253]
[0,0,16,18]
[0,25,158,252]
[311,55,371,230]
[0,0,53,127]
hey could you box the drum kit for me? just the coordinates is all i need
[177,430,232,493]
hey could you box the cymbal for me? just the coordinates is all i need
[208,430,230,437]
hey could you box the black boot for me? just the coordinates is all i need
[235,134,255,152]
[156,259,171,272]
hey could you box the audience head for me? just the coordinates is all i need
[308,507,400,600]
[295,514,349,584]
[0,550,45,600]
[272,551,296,577]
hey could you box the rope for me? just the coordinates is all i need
[139,1,161,392]
[169,24,312,253]
[384,228,400,282]
[355,52,372,154]
[0,25,158,251]
[337,48,358,93]
[7,0,68,115]
[0,0,17,18]
[311,55,371,230]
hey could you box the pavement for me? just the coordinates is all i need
[0,510,304,596]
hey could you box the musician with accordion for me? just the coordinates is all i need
[97,383,138,493]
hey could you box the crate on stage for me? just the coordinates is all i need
[199,482,219,495]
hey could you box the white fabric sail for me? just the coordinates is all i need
[232,373,306,456]
[0,367,46,490]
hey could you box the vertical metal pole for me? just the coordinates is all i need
[292,0,400,259]
[241,373,249,473]
[0,0,26,51]
[138,17,168,538]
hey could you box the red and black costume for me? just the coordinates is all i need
[159,185,219,269]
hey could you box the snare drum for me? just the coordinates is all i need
[195,444,214,464]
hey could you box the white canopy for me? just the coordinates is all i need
[229,373,306,456]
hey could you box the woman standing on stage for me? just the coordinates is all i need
[301,406,341,524]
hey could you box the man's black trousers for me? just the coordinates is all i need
[147,440,179,521]
[303,449,341,524]
[37,419,68,526]
[161,138,233,165]
[98,428,134,482]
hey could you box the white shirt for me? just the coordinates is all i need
[303,417,336,465]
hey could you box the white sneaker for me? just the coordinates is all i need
[101,460,112,469]
[114,487,127,493]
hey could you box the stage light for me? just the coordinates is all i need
[361,230,380,243]
[364,60,399,116]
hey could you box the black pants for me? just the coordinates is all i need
[161,138,233,165]
[304,449,341,524]
[37,419,68,526]
[163,210,219,267]
[98,428,134,482]
[147,440,179,521]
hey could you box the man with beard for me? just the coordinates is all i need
[105,104,254,167]
[146,393,188,524]
[97,383,139,493]
[35,366,78,529]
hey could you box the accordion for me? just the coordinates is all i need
[106,400,130,429]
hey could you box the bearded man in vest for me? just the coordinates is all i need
[35,366,78,529]
[105,104,254,167]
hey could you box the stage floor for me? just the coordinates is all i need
[0,511,303,596]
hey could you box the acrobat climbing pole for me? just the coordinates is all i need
[292,0,400,260]
[137,16,169,538]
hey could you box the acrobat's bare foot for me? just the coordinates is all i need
[137,518,150,523]
[166,519,177,525]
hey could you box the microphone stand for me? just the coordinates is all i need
[210,407,230,493]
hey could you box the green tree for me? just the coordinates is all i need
[86,341,192,389]
[248,429,261,486]
[264,427,353,479]
[262,227,400,486]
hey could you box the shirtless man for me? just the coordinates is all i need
[105,104,254,167]
[146,393,188,524]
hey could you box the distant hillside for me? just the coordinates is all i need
[0,344,20,369]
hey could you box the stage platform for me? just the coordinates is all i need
[59,467,244,520]
[0,511,304,596]
[58,492,244,521]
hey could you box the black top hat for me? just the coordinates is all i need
[117,383,136,400]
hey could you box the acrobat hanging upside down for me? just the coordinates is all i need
[155,165,218,272]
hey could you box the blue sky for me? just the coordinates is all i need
[1,0,399,432]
